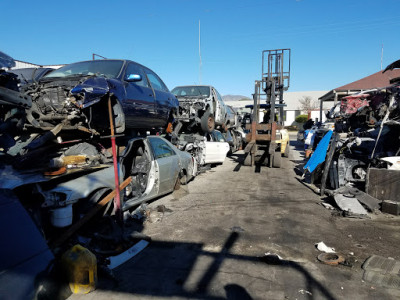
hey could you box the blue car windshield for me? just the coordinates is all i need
[171,86,210,97]
[44,60,124,79]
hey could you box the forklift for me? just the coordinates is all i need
[243,49,291,168]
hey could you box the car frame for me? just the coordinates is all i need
[171,85,228,133]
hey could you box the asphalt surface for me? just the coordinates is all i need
[69,134,400,300]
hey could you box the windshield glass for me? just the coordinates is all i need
[171,86,210,97]
[44,60,124,79]
[212,131,226,142]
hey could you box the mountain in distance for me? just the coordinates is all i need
[222,95,251,102]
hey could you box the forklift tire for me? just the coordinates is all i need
[200,110,215,133]
[283,143,290,158]
[272,151,282,168]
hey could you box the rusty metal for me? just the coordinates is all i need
[108,95,123,223]
[317,253,345,265]
[44,166,67,176]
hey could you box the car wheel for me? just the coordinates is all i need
[272,151,281,168]
[112,100,126,134]
[179,172,188,185]
[174,176,181,190]
[231,132,238,153]
[200,110,215,133]
[284,143,290,158]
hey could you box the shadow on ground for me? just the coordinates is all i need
[91,231,337,300]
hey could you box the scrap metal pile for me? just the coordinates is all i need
[0,49,232,277]
[0,51,199,253]
[1,50,206,298]
[303,61,400,217]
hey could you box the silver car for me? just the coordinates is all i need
[171,85,227,133]
[40,136,197,215]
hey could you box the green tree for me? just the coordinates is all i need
[295,114,308,123]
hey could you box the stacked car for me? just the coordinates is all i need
[0,51,243,297]
[0,51,235,248]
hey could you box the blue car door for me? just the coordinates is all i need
[123,62,156,128]
[143,67,174,128]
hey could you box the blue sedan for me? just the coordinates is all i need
[24,59,179,135]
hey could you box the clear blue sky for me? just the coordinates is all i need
[2,0,399,97]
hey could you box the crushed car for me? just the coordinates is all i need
[171,85,228,133]
[20,59,179,137]
[302,60,400,216]
[10,136,197,226]
[10,67,55,86]
[0,52,193,298]
[175,130,230,167]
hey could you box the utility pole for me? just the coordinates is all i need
[381,44,384,71]
[199,20,202,85]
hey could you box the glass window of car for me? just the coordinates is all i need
[144,68,168,92]
[214,89,223,103]
[212,131,226,142]
[125,63,149,87]
[171,86,210,97]
[44,60,124,79]
[148,137,176,159]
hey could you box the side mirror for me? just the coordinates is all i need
[125,74,142,82]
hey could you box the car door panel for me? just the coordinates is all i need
[156,156,180,194]
[204,141,229,164]
[144,68,172,128]
[148,137,180,194]
[123,63,155,128]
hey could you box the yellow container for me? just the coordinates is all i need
[61,244,97,294]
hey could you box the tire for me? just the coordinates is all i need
[112,100,126,134]
[200,110,215,133]
[284,143,290,158]
[231,132,238,153]
[272,151,281,168]
[179,170,188,185]
[174,176,181,190]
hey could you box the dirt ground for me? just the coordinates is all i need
[69,135,400,300]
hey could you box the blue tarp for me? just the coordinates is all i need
[303,130,333,173]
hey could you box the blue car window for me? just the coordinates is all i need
[148,137,176,159]
[215,89,223,102]
[45,60,124,79]
[171,86,210,97]
[144,68,169,92]
[212,131,226,142]
[125,63,149,87]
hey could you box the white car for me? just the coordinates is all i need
[204,130,230,164]
[176,131,230,166]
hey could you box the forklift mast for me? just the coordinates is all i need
[244,49,291,167]
[260,49,291,125]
